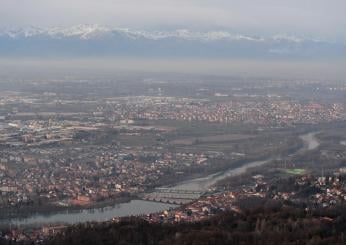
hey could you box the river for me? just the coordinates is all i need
[0,132,319,226]
[299,132,320,151]
[0,200,177,226]
[169,160,270,191]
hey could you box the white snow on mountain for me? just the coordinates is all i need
[0,25,327,43]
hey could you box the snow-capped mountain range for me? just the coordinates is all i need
[0,25,323,42]
[0,25,345,58]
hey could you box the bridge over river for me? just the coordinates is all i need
[142,188,205,204]
[0,132,319,226]
[142,132,320,205]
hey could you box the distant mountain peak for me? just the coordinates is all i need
[0,25,322,43]
[0,25,344,58]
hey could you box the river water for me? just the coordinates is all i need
[170,160,270,191]
[299,132,320,151]
[0,132,319,226]
[0,200,177,226]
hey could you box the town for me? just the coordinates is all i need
[0,77,346,243]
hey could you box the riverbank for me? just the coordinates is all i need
[0,195,134,221]
[0,131,318,227]
[0,200,178,228]
[0,155,267,221]
[299,132,320,151]
[0,151,279,221]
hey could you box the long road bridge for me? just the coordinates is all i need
[155,188,204,195]
[142,188,206,205]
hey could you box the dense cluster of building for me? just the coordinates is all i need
[0,121,225,209]
[1,90,346,210]
[147,169,346,224]
[114,97,346,126]
[1,79,346,243]
[4,170,346,242]
[51,95,345,126]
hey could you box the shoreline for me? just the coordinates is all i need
[0,131,317,226]
[0,154,274,224]
[0,156,260,221]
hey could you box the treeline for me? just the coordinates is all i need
[41,202,346,245]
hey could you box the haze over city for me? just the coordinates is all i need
[1,1,346,244]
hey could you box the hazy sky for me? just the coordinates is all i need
[1,0,346,39]
[1,58,346,81]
